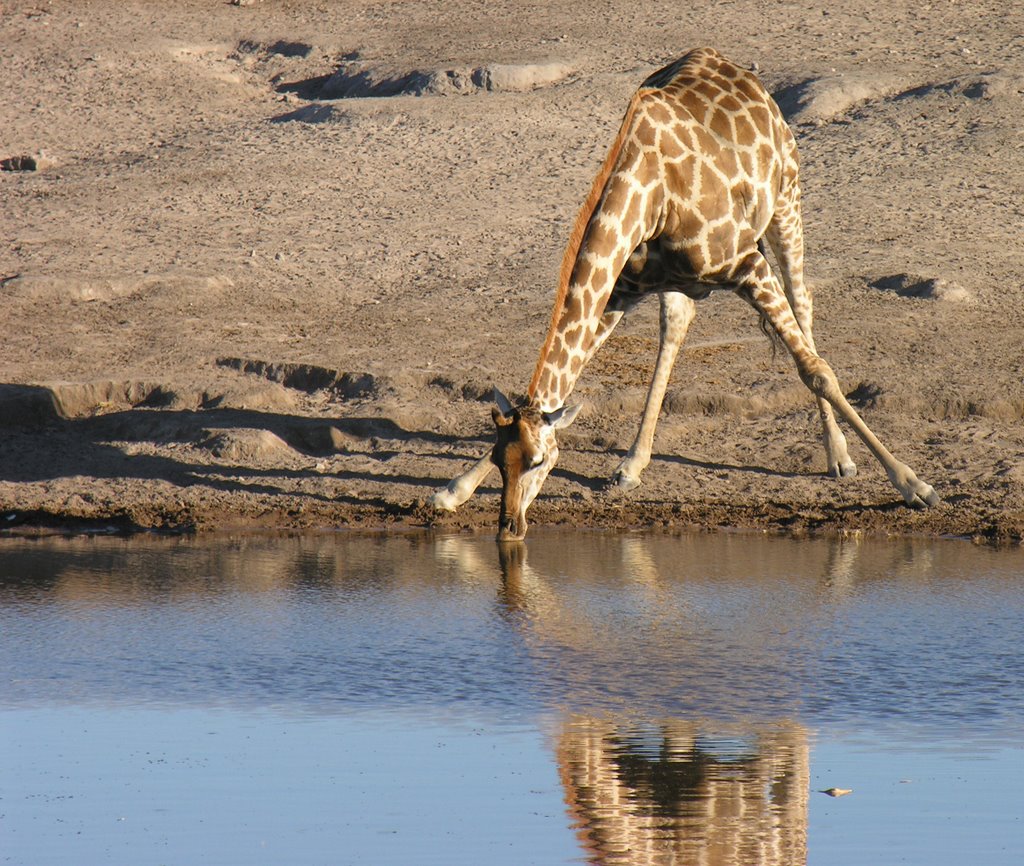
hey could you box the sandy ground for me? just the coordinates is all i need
[1,0,1022,543]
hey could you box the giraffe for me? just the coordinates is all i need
[431,47,939,541]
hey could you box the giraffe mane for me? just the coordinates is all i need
[527,90,648,402]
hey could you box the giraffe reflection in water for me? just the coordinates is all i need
[558,717,808,866]
[495,542,809,866]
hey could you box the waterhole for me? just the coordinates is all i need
[2,532,1021,864]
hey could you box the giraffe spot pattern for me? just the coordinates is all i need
[709,108,734,142]
[658,128,685,160]
[734,114,758,148]
[717,93,743,114]
[622,191,643,233]
[602,174,632,216]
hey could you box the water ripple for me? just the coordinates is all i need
[1,532,1022,737]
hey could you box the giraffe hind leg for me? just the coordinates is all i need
[763,200,857,480]
[738,253,939,508]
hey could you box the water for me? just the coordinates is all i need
[1,531,1022,865]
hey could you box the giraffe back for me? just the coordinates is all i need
[633,48,795,277]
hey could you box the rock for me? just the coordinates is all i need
[869,273,971,302]
[201,429,293,462]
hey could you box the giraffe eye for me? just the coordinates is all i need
[528,451,545,468]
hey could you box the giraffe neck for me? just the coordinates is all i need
[527,93,657,413]
[527,239,633,413]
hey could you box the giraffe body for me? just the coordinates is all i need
[432,48,938,541]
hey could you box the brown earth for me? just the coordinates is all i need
[1,0,1022,544]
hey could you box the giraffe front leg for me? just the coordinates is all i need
[778,261,857,479]
[739,255,939,508]
[611,292,695,491]
[430,452,494,511]
[784,277,858,478]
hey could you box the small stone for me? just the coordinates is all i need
[0,151,53,171]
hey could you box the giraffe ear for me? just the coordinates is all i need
[493,388,515,416]
[492,388,515,425]
[544,403,582,430]
[492,405,515,427]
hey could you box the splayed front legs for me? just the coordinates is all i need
[764,197,857,481]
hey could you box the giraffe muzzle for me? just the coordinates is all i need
[497,514,527,543]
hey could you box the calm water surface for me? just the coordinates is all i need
[1,531,1022,864]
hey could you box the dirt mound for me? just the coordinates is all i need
[773,70,913,124]
[868,274,972,302]
[200,428,296,462]
[773,66,1020,125]
[216,358,379,397]
[318,60,574,98]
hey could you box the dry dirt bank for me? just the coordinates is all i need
[1,1,1022,544]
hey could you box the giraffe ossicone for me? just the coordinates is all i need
[430,48,939,541]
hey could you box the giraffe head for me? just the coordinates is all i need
[491,389,581,542]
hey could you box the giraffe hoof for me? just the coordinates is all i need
[429,487,460,511]
[828,459,858,479]
[607,471,641,493]
[905,481,940,509]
